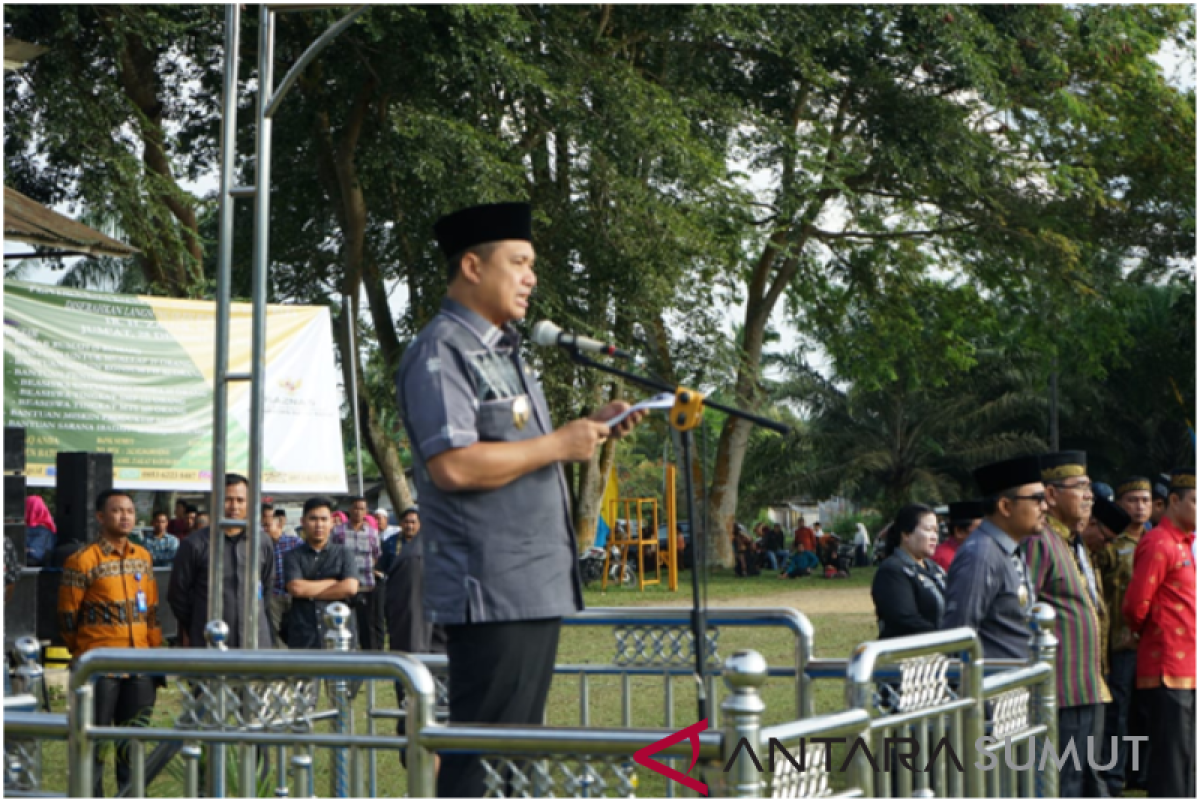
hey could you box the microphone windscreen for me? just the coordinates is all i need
[530,320,562,348]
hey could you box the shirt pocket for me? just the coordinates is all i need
[477,396,534,442]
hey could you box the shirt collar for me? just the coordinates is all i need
[1047,515,1074,542]
[439,297,519,349]
[1156,515,1195,543]
[893,547,922,570]
[977,518,1020,556]
[97,537,124,558]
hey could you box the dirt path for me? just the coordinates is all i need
[641,585,876,615]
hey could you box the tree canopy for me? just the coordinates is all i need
[6,4,1193,558]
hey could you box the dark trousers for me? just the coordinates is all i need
[93,675,157,797]
[355,589,384,650]
[1101,651,1138,795]
[1144,687,1195,798]
[437,619,562,798]
[1059,704,1107,798]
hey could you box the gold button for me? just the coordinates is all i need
[1177,652,1186,659]
[1177,627,1186,635]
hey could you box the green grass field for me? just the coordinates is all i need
[25,567,880,797]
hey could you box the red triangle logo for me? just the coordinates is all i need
[633,718,709,796]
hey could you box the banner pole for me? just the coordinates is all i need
[345,293,365,497]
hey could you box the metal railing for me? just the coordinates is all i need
[64,605,437,799]
[4,605,1059,798]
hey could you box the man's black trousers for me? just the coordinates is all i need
[355,589,385,650]
[93,675,157,797]
[436,618,562,798]
[1144,686,1195,798]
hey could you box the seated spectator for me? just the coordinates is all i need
[283,497,359,649]
[758,524,789,571]
[142,510,180,567]
[24,495,56,566]
[779,544,820,579]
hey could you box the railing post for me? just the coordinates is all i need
[961,643,986,798]
[1030,603,1058,799]
[290,752,314,798]
[406,661,438,799]
[11,636,44,701]
[10,636,45,791]
[720,650,767,799]
[68,682,95,798]
[204,620,229,798]
[323,602,353,799]
[182,743,202,800]
[844,660,876,796]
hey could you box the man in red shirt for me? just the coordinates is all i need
[1122,466,1195,799]
[793,517,816,553]
[932,501,983,572]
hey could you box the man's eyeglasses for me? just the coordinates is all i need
[1008,493,1048,504]
[1052,481,1092,494]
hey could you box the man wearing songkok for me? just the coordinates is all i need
[1022,451,1108,798]
[943,455,1042,658]
[1100,476,1152,796]
[396,201,644,796]
[1122,467,1196,798]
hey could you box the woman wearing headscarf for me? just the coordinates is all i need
[24,495,56,566]
[871,504,947,639]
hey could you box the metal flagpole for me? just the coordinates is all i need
[345,294,365,497]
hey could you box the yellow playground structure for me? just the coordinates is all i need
[600,464,680,592]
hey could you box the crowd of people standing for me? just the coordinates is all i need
[870,453,1195,798]
[41,475,435,796]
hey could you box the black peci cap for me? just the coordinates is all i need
[948,501,985,524]
[1040,451,1088,482]
[1093,496,1132,535]
[434,202,532,259]
[974,455,1044,496]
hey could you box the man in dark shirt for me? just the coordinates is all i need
[283,497,359,649]
[167,474,275,649]
[943,455,1044,659]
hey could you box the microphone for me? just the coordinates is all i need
[531,320,632,359]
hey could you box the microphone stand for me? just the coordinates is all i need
[567,347,788,724]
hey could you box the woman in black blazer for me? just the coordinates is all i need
[871,504,947,639]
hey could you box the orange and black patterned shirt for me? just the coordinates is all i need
[58,538,162,657]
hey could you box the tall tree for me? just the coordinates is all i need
[685,4,1194,563]
[5,5,222,295]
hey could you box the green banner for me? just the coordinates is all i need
[4,280,346,492]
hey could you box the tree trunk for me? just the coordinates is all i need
[573,437,616,551]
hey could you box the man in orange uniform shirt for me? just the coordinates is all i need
[1121,466,1195,798]
[58,489,163,797]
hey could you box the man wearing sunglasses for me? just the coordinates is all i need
[1023,451,1108,798]
[944,455,1043,660]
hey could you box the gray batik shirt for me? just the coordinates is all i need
[942,519,1035,659]
[396,297,583,625]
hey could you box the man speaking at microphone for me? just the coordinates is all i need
[397,201,644,797]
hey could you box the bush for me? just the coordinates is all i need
[829,511,885,538]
